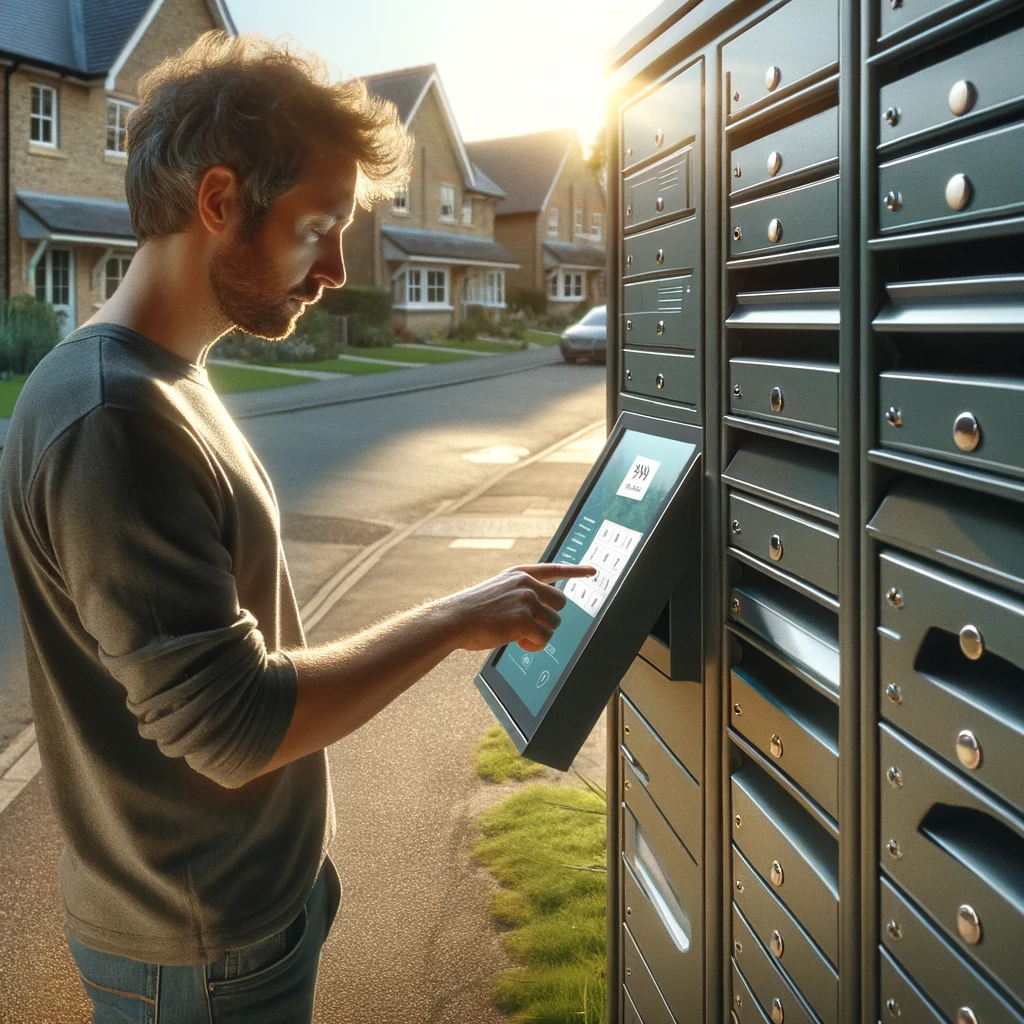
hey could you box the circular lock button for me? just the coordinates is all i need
[767,150,783,177]
[957,1009,979,1024]
[887,766,903,788]
[731,597,742,613]
[886,406,903,427]
[884,106,900,127]
[765,65,782,91]
[770,930,784,958]
[655,373,665,390]
[886,683,902,705]
[769,534,783,561]
[770,860,784,887]
[731,520,742,534]
[887,838,902,860]
[953,411,980,451]
[655,248,664,265]
[656,320,666,336]
[887,919,903,941]
[655,195,664,212]
[957,904,982,945]
[733,226,743,242]
[654,128,664,147]
[887,998,901,1018]
[770,386,784,412]
[886,586,904,608]
[956,729,981,770]
[768,218,783,243]
[771,996,784,1023]
[959,624,983,660]
[769,734,783,759]
[884,190,902,212]
[735,814,743,828]
[946,173,972,212]
[948,80,976,117]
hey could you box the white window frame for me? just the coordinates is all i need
[549,272,558,298]
[392,187,410,215]
[395,265,452,310]
[550,269,586,303]
[591,212,603,242]
[464,269,506,308]
[547,206,559,237]
[574,204,583,238]
[34,246,75,327]
[461,198,473,225]
[104,254,132,300]
[105,98,135,155]
[30,84,58,148]
[439,184,456,223]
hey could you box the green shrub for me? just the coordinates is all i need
[0,294,62,375]
[507,287,548,317]
[319,285,392,326]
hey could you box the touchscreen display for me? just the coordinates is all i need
[494,429,697,716]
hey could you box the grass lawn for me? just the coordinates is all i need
[429,337,526,354]
[0,375,29,418]
[474,783,607,1024]
[522,329,561,347]
[356,345,478,363]
[206,364,310,394]
[474,725,546,783]
[254,357,403,375]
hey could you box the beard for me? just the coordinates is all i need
[209,232,322,341]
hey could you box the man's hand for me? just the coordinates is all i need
[446,563,598,653]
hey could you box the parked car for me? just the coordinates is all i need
[559,305,606,364]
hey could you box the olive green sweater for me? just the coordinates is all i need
[0,324,334,964]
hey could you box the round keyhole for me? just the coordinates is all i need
[770,386,784,412]
[769,534,783,561]
[655,373,665,390]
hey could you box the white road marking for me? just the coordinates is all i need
[461,446,531,464]
[449,539,515,550]
[415,515,563,539]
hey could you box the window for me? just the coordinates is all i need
[465,270,505,306]
[34,247,73,325]
[553,270,585,301]
[104,255,132,300]
[573,272,584,298]
[398,267,449,307]
[549,273,558,298]
[462,198,473,225]
[574,204,583,237]
[440,185,456,222]
[427,269,446,304]
[591,212,603,242]
[30,84,57,146]
[547,206,559,237]
[392,188,409,214]
[407,269,422,304]
[106,99,135,154]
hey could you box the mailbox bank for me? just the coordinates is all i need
[601,1,1024,1022]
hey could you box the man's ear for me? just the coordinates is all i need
[196,165,242,238]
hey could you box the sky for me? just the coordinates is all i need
[230,0,665,150]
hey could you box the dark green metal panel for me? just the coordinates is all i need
[732,958,772,1024]
[623,276,701,350]
[729,176,840,257]
[623,60,703,172]
[722,0,839,119]
[877,947,945,1023]
[623,925,677,1024]
[733,845,839,1024]
[729,106,839,196]
[625,217,701,278]
[624,349,699,405]
[625,148,696,232]
[730,358,839,434]
[723,438,840,520]
[877,0,974,44]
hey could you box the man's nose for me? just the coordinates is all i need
[314,237,346,289]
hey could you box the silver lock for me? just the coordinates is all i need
[733,702,743,717]
[625,147,633,158]
[886,919,903,941]
[765,65,782,91]
[733,90,741,102]
[655,248,664,265]
[655,195,664,212]
[770,860,784,887]
[626,254,633,266]
[886,683,902,705]
[654,128,664,147]
[770,386,784,412]
[735,994,744,1008]
[948,80,976,117]
[626,205,632,217]
[625,369,632,381]
[768,218,783,243]
[735,879,745,893]
[626,319,633,331]
[734,164,742,178]
[771,997,784,1024]
[885,406,903,427]
[731,597,742,613]
[884,190,903,212]
[733,226,743,241]
[887,838,902,860]
[656,320,665,336]
[769,733,783,759]
[624,779,631,791]
[959,624,983,660]
[884,106,900,127]
[731,519,742,534]
[735,814,743,828]
[655,373,665,390]
[770,930,784,958]
[957,904,982,945]
[769,534,783,561]
[734,939,743,954]
[767,150,783,177]
[887,766,903,788]
[953,411,980,451]
[956,729,981,770]
[957,1009,979,1024]
[946,173,971,211]
[733,383,743,398]
[885,586,904,608]
[887,998,901,1018]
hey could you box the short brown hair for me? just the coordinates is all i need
[125,32,412,241]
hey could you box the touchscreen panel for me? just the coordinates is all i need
[494,429,697,717]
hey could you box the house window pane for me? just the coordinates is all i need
[408,269,422,304]
[549,274,557,298]
[440,185,455,221]
[462,198,473,225]
[563,274,572,298]
[592,212,602,241]
[547,207,559,237]
[35,260,47,302]
[393,188,409,213]
[427,270,446,304]
[574,205,583,236]
[105,255,131,300]
[30,84,56,145]
[51,250,70,307]
[106,100,133,154]
[573,273,583,298]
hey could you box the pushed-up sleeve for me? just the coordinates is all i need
[35,405,297,789]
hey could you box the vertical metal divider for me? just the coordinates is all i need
[605,96,623,1024]
[838,0,864,1020]
[702,44,725,1024]
[858,1,881,1019]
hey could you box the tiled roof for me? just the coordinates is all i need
[360,64,436,125]
[467,164,504,199]
[17,190,135,241]
[466,129,577,216]
[543,241,607,269]
[381,226,518,267]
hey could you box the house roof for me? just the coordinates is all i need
[543,241,607,270]
[0,0,235,77]
[17,190,136,243]
[381,226,518,268]
[466,129,578,216]
[467,164,504,199]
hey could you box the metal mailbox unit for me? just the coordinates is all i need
[605,1,1024,1021]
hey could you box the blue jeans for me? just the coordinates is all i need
[68,858,342,1024]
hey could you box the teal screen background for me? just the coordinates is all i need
[495,430,696,716]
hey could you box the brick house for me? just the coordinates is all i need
[343,64,519,338]
[466,129,607,313]
[0,0,235,332]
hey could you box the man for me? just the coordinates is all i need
[0,32,593,1023]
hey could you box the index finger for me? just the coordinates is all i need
[514,562,598,584]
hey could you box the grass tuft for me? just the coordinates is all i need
[475,783,607,1023]
[206,364,309,394]
[474,724,546,783]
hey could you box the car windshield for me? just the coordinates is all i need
[579,306,606,327]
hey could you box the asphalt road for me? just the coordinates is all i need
[0,359,608,1023]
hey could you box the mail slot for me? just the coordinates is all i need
[732,905,816,1024]
[729,106,838,196]
[734,845,838,1024]
[624,218,700,278]
[731,759,839,963]
[730,646,839,818]
[878,550,1024,818]
[623,924,676,1024]
[728,492,839,596]
[622,695,702,861]
[622,59,702,171]
[730,358,838,434]
[624,149,694,233]
[623,350,698,406]
[878,370,1024,479]
[730,176,839,258]
[880,877,1024,1024]
[723,0,838,118]
[878,946,944,1024]
[623,277,698,350]
[878,121,1024,234]
[729,570,840,698]
[879,723,1024,998]
[879,25,1024,149]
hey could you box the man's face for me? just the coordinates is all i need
[209,151,358,340]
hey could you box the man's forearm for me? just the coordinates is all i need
[255,597,462,777]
